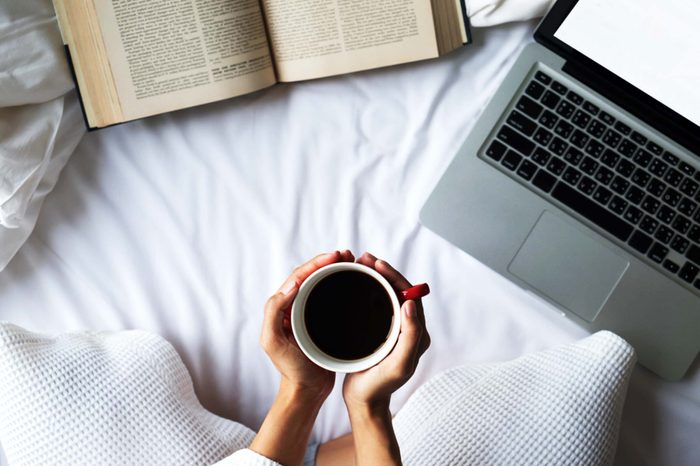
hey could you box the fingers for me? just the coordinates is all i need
[278,250,355,294]
[356,252,412,292]
[385,300,424,377]
[262,286,299,350]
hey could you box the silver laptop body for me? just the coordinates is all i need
[421,0,700,380]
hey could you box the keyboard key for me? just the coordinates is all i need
[615,159,635,177]
[566,91,583,105]
[498,126,535,156]
[625,186,645,205]
[664,168,683,187]
[502,150,523,171]
[689,225,700,243]
[662,188,682,207]
[641,196,661,214]
[486,141,507,161]
[580,156,599,175]
[695,209,700,222]
[554,120,575,139]
[556,100,576,119]
[551,183,633,241]
[595,167,615,185]
[618,140,638,157]
[593,186,613,205]
[680,178,699,197]
[563,167,582,186]
[655,225,674,244]
[517,160,538,181]
[600,150,620,168]
[541,91,561,109]
[647,178,667,197]
[571,110,591,129]
[629,230,653,253]
[551,80,568,95]
[648,243,669,263]
[534,128,554,146]
[679,262,699,283]
[525,80,546,99]
[614,121,631,135]
[610,176,630,194]
[585,140,605,158]
[649,159,668,178]
[587,120,607,138]
[564,147,584,166]
[679,161,696,177]
[647,141,663,155]
[640,215,659,235]
[532,170,557,193]
[632,149,652,167]
[631,169,651,187]
[547,158,566,176]
[602,129,622,149]
[663,259,680,273]
[583,101,600,115]
[549,137,569,156]
[656,205,675,224]
[535,71,552,85]
[507,111,537,136]
[663,151,680,166]
[578,176,598,195]
[671,235,690,254]
[695,279,700,290]
[517,96,544,119]
[599,111,615,125]
[631,131,648,145]
[624,206,644,225]
[532,147,552,166]
[687,244,700,265]
[539,110,558,129]
[570,130,590,149]
[609,196,628,215]
[672,215,691,235]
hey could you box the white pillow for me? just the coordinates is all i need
[0,0,85,271]
[0,323,635,466]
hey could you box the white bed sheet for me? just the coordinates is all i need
[0,22,698,465]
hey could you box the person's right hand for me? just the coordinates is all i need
[261,250,355,398]
[342,252,430,411]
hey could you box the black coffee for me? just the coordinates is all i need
[304,271,393,361]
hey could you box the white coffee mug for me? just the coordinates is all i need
[291,262,402,373]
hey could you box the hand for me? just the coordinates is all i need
[261,250,355,398]
[343,252,430,412]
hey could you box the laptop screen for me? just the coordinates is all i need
[554,0,700,127]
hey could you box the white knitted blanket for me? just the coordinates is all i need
[0,323,634,466]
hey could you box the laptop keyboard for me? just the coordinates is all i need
[483,69,700,293]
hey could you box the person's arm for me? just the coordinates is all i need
[342,252,431,466]
[248,250,356,466]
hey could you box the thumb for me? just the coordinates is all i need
[387,300,422,373]
[263,285,299,342]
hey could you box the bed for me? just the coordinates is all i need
[0,7,698,466]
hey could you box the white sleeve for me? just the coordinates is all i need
[212,449,284,466]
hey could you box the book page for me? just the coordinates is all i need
[94,0,277,122]
[262,0,439,82]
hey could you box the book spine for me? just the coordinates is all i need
[459,0,472,45]
[63,45,95,131]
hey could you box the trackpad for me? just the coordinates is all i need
[508,211,629,322]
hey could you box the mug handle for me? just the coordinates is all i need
[399,283,430,302]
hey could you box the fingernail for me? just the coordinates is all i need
[282,280,297,296]
[404,301,415,318]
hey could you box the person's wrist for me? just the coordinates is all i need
[279,378,331,407]
[345,397,392,420]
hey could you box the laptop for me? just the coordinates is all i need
[421,0,700,380]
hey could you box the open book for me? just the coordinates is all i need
[54,0,470,129]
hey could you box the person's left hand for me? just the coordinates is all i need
[261,250,355,398]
